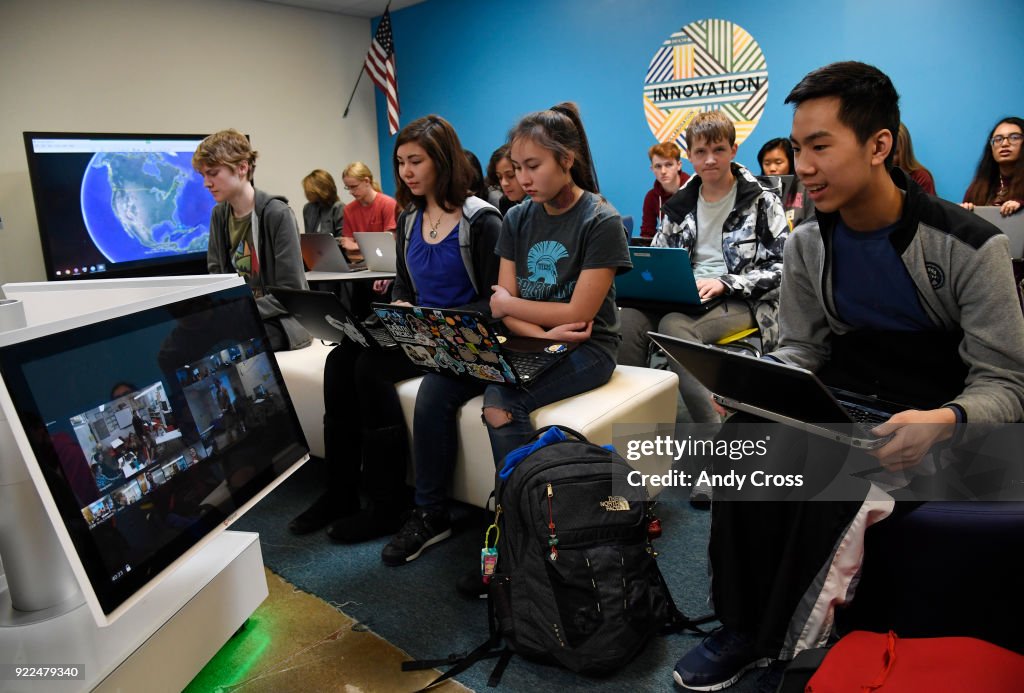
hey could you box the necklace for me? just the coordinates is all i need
[426,209,444,239]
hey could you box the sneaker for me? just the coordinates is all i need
[673,627,771,690]
[381,506,452,566]
[288,492,351,535]
[455,570,489,599]
[689,478,713,510]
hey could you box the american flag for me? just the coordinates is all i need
[364,9,400,135]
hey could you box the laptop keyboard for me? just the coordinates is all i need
[839,402,890,426]
[503,351,557,380]
[366,325,397,347]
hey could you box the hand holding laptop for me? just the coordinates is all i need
[868,407,957,471]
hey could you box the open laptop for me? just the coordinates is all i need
[354,231,398,272]
[300,232,366,273]
[270,286,396,349]
[616,246,723,313]
[974,207,1024,258]
[371,303,576,387]
[649,332,906,449]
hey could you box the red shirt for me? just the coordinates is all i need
[342,192,398,236]
[641,171,690,237]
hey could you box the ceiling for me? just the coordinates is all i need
[254,0,426,18]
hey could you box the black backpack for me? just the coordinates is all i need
[405,426,713,687]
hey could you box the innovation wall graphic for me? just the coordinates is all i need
[644,19,769,157]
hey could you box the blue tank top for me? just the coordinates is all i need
[406,210,476,308]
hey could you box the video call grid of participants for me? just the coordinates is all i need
[76,338,282,529]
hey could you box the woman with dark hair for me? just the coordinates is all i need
[962,116,1024,217]
[289,116,501,544]
[756,137,795,176]
[381,103,631,567]
[893,123,935,195]
[756,136,813,227]
[301,169,345,236]
[485,144,527,215]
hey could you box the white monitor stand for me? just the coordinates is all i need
[0,277,271,692]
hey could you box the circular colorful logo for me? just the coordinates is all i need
[643,19,768,157]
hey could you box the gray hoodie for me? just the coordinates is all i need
[771,169,1024,423]
[207,188,312,350]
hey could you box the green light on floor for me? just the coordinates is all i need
[184,617,273,692]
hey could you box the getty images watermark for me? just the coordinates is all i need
[622,433,806,491]
[612,422,1024,503]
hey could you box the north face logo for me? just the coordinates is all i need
[926,262,945,289]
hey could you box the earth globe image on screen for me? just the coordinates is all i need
[81,151,213,263]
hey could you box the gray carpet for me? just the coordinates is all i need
[234,458,773,692]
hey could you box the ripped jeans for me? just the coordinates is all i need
[411,342,615,507]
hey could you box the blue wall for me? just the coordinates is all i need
[374,0,1023,220]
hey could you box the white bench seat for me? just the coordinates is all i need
[274,340,678,507]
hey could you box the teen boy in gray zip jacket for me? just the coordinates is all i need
[771,168,1024,423]
[208,188,312,350]
[653,162,790,347]
[392,195,502,311]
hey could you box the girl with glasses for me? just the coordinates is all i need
[962,117,1024,217]
[339,162,398,260]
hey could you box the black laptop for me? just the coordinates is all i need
[270,287,395,348]
[371,303,576,387]
[649,332,906,449]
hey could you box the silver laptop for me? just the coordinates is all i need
[300,232,366,273]
[973,207,1024,258]
[354,231,397,272]
[649,332,905,449]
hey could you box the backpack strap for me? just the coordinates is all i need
[403,634,506,691]
[403,588,513,690]
[654,563,717,635]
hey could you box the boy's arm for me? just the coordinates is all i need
[257,202,307,319]
[942,234,1024,422]
[718,192,790,299]
[765,224,832,372]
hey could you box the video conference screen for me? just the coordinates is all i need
[23,132,216,281]
[0,285,308,617]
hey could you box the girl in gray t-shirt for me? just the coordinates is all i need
[485,102,631,464]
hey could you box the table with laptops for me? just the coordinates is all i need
[300,231,397,283]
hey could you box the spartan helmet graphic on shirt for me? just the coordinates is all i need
[527,240,569,284]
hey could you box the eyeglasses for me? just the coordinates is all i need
[991,133,1024,147]
[343,181,364,191]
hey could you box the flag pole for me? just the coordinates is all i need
[342,0,393,119]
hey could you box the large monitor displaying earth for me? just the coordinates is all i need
[24,133,218,281]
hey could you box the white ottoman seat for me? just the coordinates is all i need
[275,341,678,507]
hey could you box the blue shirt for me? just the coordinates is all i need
[832,219,932,331]
[406,210,476,308]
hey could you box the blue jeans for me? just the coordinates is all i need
[412,342,615,507]
[412,374,486,507]
[484,342,615,470]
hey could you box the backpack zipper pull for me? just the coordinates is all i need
[546,483,559,561]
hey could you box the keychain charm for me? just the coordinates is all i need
[480,523,500,583]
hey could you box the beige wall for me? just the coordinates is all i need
[0,0,380,283]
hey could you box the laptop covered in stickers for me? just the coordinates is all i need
[370,303,576,388]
